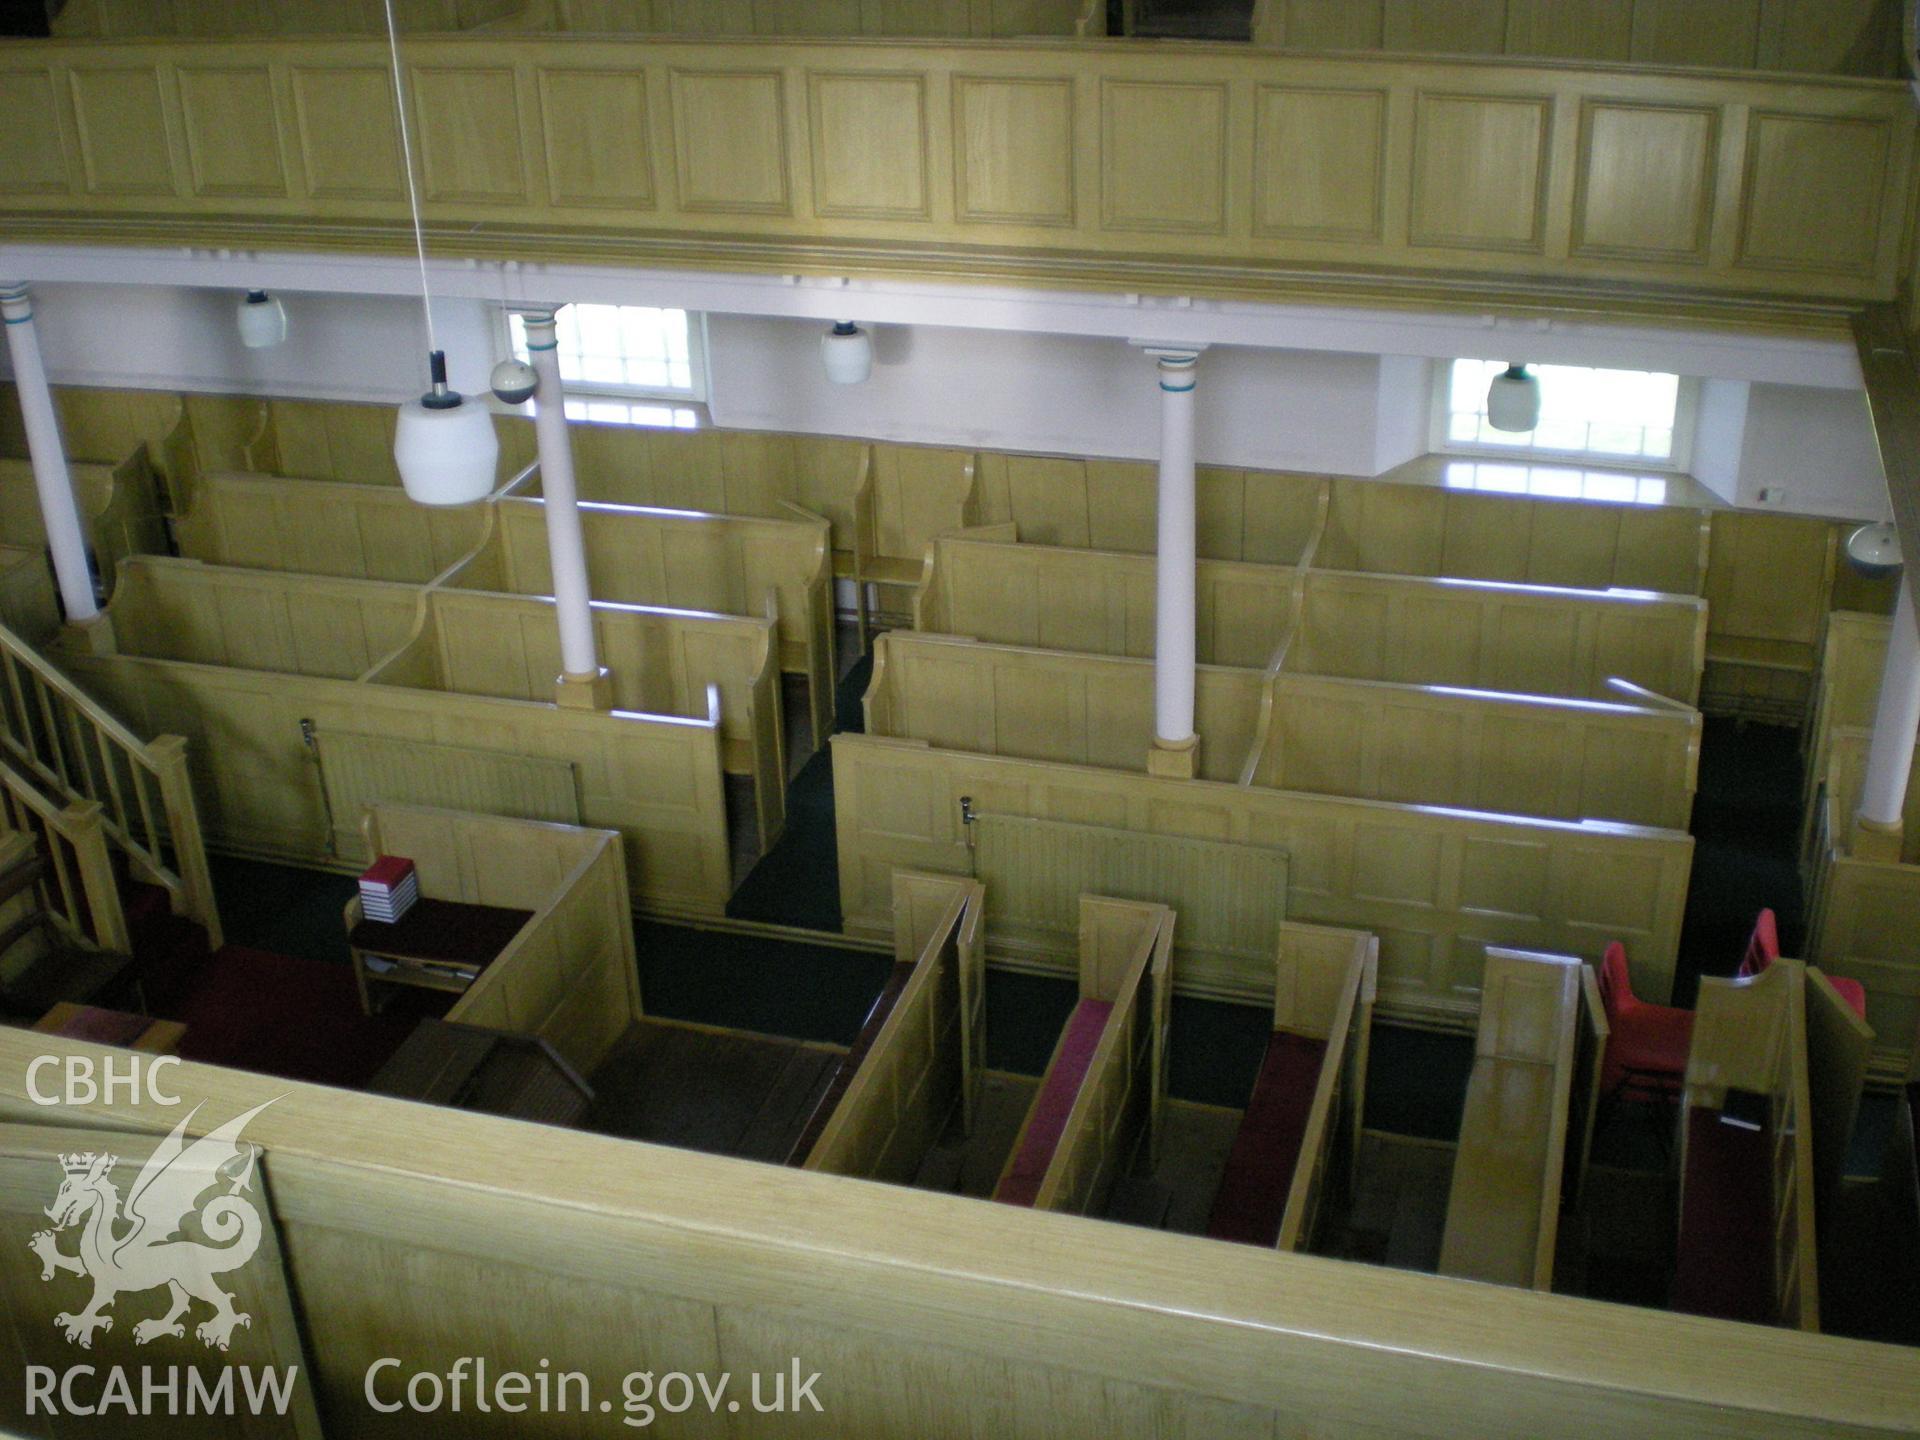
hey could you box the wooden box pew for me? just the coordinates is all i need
[1671,959,1820,1330]
[101,556,426,681]
[1804,791,1920,1083]
[449,495,838,752]
[346,803,642,1077]
[1206,921,1376,1252]
[793,869,985,1180]
[912,532,1708,705]
[994,895,1174,1216]
[1317,477,1711,596]
[10,1039,1920,1440]
[172,470,495,584]
[1802,965,1875,1250]
[913,533,1296,669]
[48,648,737,917]
[0,446,166,600]
[971,451,1327,566]
[376,587,787,850]
[867,630,1699,829]
[1800,609,1899,849]
[1437,948,1583,1292]
[833,733,1694,1027]
[1286,568,1707,707]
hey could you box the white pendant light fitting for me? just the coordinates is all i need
[236,289,287,349]
[1845,521,1903,578]
[821,320,873,385]
[1486,362,1542,433]
[383,0,497,506]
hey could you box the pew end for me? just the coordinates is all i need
[1439,948,1583,1292]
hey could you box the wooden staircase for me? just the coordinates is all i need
[0,620,220,986]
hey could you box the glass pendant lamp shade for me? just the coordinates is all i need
[236,290,287,349]
[1486,363,1541,432]
[393,351,498,506]
[821,321,872,385]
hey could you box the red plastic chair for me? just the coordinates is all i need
[1598,941,1693,1104]
[1738,908,1866,1019]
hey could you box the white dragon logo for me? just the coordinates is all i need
[27,1100,276,1351]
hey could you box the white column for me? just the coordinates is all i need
[521,310,608,708]
[1148,347,1201,773]
[1855,580,1920,852]
[1,285,97,622]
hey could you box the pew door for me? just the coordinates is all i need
[0,1120,323,1439]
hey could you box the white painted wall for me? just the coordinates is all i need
[1732,383,1888,521]
[0,284,1890,517]
[0,283,498,403]
[705,314,1401,474]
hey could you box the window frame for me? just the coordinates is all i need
[495,303,710,407]
[1427,358,1699,474]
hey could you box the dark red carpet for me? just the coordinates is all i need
[168,945,431,1090]
[1672,1106,1775,1324]
[1207,1030,1328,1246]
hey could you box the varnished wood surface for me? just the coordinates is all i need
[0,35,1911,319]
[7,1031,1914,1438]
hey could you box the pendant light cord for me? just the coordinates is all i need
[382,0,437,361]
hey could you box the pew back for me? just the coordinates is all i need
[1439,948,1582,1291]
[834,733,1694,1024]
[1805,808,1920,1082]
[804,870,984,1180]
[176,471,492,583]
[109,556,424,680]
[459,496,835,745]
[0,545,58,644]
[55,652,735,915]
[359,804,642,1074]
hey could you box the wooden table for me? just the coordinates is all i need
[34,1003,186,1054]
[348,898,534,1015]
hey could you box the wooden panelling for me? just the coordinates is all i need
[68,64,176,196]
[1738,112,1890,275]
[0,69,70,195]
[669,67,791,214]
[1252,85,1386,242]
[177,64,287,198]
[9,1036,1917,1440]
[1808,841,1920,1081]
[1100,79,1229,235]
[291,65,405,200]
[59,650,736,913]
[834,733,1694,1018]
[1,38,1914,309]
[412,65,527,204]
[1409,91,1550,252]
[1276,0,1385,49]
[952,73,1075,226]
[536,66,655,208]
[1573,101,1715,262]
[1385,0,1508,55]
[808,69,929,220]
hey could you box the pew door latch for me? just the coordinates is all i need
[959,795,977,864]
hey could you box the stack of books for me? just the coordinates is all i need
[359,855,418,925]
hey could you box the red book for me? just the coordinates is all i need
[360,855,416,888]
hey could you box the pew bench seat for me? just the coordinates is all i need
[1672,1105,1775,1325]
[994,998,1113,1208]
[1206,1031,1328,1246]
[786,960,915,1166]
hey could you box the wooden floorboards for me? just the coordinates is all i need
[584,1018,843,1164]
